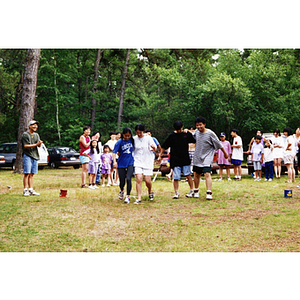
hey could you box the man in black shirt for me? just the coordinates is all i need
[158,121,196,199]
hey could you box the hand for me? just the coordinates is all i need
[150,144,156,151]
[88,155,92,160]
[224,153,228,159]
[113,162,117,168]
[36,140,43,147]
[157,155,162,162]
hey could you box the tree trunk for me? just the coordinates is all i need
[117,49,130,130]
[14,49,41,174]
[54,54,61,144]
[91,49,102,129]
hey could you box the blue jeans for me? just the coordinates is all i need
[23,154,38,174]
[96,164,101,184]
[265,161,274,179]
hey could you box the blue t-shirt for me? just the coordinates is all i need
[113,139,134,168]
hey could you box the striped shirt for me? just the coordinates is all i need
[193,129,223,167]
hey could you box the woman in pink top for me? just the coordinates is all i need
[79,126,91,188]
[217,132,232,181]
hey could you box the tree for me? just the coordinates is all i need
[91,49,103,129]
[117,49,130,130]
[14,49,41,173]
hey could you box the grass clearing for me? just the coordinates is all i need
[0,167,300,252]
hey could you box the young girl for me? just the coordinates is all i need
[271,129,284,179]
[79,126,91,188]
[112,127,135,204]
[283,127,296,183]
[101,145,113,187]
[263,139,274,181]
[83,140,100,189]
[217,132,232,181]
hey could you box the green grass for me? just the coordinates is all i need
[0,167,300,252]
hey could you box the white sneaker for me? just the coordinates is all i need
[93,185,99,189]
[227,177,232,181]
[88,185,95,189]
[102,184,105,187]
[29,189,40,195]
[185,190,194,198]
[265,178,268,181]
[113,182,118,186]
[257,178,261,181]
[124,196,130,204]
[193,191,199,198]
[23,190,30,196]
[134,199,142,204]
[268,178,273,181]
[206,191,213,200]
[173,192,180,199]
[106,184,111,187]
[218,178,223,181]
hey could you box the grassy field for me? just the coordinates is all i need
[0,167,300,252]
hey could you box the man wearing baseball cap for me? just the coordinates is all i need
[21,120,43,196]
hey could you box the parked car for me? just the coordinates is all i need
[47,146,81,169]
[0,142,48,169]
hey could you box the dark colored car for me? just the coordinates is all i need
[47,146,81,169]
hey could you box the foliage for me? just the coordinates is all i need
[0,49,300,150]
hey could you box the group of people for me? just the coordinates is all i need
[21,118,300,203]
[79,124,157,204]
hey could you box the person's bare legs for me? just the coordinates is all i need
[204,172,212,191]
[81,163,88,186]
[226,166,230,179]
[136,174,143,200]
[219,166,224,179]
[144,175,152,193]
[173,179,179,193]
[186,174,193,190]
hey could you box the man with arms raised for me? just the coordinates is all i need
[22,120,43,196]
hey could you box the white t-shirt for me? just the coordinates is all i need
[133,135,156,169]
[284,135,296,154]
[231,136,243,160]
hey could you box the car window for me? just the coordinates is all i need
[0,145,4,152]
[11,144,17,153]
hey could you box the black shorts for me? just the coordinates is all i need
[193,166,211,174]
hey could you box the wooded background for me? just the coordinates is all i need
[1,48,300,150]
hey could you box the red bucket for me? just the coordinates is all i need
[60,189,67,197]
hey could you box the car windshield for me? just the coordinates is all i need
[56,147,76,154]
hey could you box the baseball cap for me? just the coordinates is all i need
[29,120,39,126]
[220,132,226,137]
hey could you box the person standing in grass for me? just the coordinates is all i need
[133,124,157,204]
[250,135,264,181]
[263,139,274,181]
[216,132,232,181]
[192,117,228,200]
[100,145,113,187]
[82,139,101,189]
[22,120,43,196]
[231,129,243,181]
[158,120,196,199]
[112,127,135,204]
[105,131,118,186]
[283,127,296,183]
[271,128,284,179]
[79,126,91,188]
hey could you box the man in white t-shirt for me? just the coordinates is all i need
[231,129,243,180]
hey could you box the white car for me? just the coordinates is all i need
[0,142,48,169]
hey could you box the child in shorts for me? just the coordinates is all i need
[231,129,243,180]
[101,145,113,187]
[217,132,232,181]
